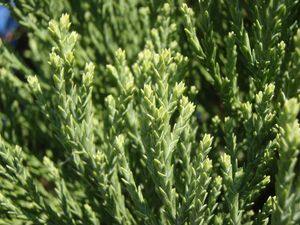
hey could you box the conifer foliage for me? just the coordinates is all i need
[0,0,300,224]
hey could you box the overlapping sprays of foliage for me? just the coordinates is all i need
[0,0,300,224]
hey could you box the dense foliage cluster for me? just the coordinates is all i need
[0,0,300,224]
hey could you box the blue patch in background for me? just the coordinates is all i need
[0,5,18,38]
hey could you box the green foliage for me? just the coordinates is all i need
[0,0,300,224]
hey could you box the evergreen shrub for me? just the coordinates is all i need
[0,1,300,224]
